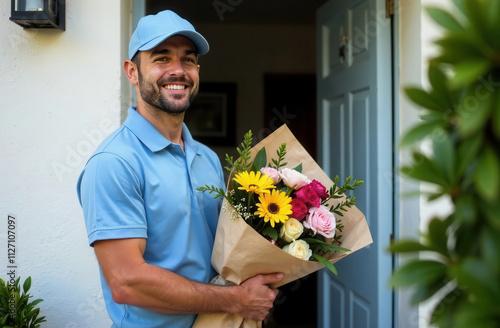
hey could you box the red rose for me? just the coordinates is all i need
[309,179,329,200]
[290,198,309,221]
[295,184,321,208]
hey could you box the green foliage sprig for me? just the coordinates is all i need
[268,143,288,170]
[224,130,253,173]
[323,175,364,217]
[390,1,500,327]
[0,277,46,328]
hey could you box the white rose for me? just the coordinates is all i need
[279,218,304,243]
[279,168,310,190]
[282,240,312,261]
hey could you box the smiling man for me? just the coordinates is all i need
[77,10,282,328]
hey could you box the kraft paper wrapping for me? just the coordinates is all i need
[192,125,372,328]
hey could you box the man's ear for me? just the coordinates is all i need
[124,60,139,85]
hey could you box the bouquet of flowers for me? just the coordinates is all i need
[192,125,372,328]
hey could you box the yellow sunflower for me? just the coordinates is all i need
[233,171,275,194]
[254,189,293,227]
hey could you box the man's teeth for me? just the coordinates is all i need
[164,85,186,90]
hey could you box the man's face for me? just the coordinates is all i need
[136,35,200,115]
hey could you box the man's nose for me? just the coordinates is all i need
[167,58,185,76]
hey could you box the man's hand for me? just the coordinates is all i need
[235,273,283,322]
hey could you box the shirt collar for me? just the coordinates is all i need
[124,107,199,153]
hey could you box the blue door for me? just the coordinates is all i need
[316,0,394,327]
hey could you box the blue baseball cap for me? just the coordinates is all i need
[128,10,209,60]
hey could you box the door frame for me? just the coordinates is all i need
[393,0,424,327]
[315,0,395,326]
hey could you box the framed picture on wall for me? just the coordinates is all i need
[184,82,237,146]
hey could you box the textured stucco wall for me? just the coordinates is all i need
[0,1,131,327]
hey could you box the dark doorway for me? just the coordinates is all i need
[263,74,317,159]
[262,73,317,328]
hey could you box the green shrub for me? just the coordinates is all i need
[0,277,46,328]
[389,0,500,327]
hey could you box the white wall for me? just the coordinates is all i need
[397,0,454,327]
[0,1,131,326]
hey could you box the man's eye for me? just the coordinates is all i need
[184,57,196,64]
[155,57,168,62]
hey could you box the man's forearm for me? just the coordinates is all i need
[94,238,281,321]
[109,262,241,315]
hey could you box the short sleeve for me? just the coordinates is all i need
[77,152,147,246]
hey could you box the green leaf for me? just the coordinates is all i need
[452,223,479,258]
[480,199,500,229]
[430,287,465,327]
[453,195,476,224]
[481,228,500,273]
[455,305,498,328]
[426,218,450,256]
[401,152,450,188]
[450,258,498,299]
[432,131,456,186]
[428,63,453,108]
[388,240,435,253]
[311,254,337,276]
[453,0,466,14]
[303,238,350,253]
[262,226,278,241]
[405,87,445,111]
[400,122,442,147]
[457,132,483,177]
[252,147,267,171]
[426,7,465,33]
[434,35,485,64]
[464,0,491,44]
[26,299,43,310]
[1,314,8,325]
[493,91,500,139]
[474,146,500,202]
[456,85,493,137]
[449,59,490,89]
[390,260,447,287]
[293,163,302,173]
[410,277,448,305]
[427,191,446,201]
[489,1,500,49]
[420,111,446,123]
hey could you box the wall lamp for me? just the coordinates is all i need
[10,0,65,30]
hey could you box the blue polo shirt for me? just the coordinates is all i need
[77,107,225,328]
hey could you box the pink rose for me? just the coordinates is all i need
[290,198,309,221]
[279,168,310,190]
[260,167,281,184]
[294,184,320,208]
[303,205,336,239]
[309,179,329,200]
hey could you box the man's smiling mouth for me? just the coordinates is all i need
[163,84,187,90]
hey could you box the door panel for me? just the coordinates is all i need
[317,0,393,327]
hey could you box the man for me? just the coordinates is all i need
[77,10,282,328]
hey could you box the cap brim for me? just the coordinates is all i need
[137,30,209,56]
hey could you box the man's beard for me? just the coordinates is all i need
[138,71,198,115]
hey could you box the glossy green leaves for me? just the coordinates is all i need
[391,0,500,326]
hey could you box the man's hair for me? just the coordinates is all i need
[131,53,141,69]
